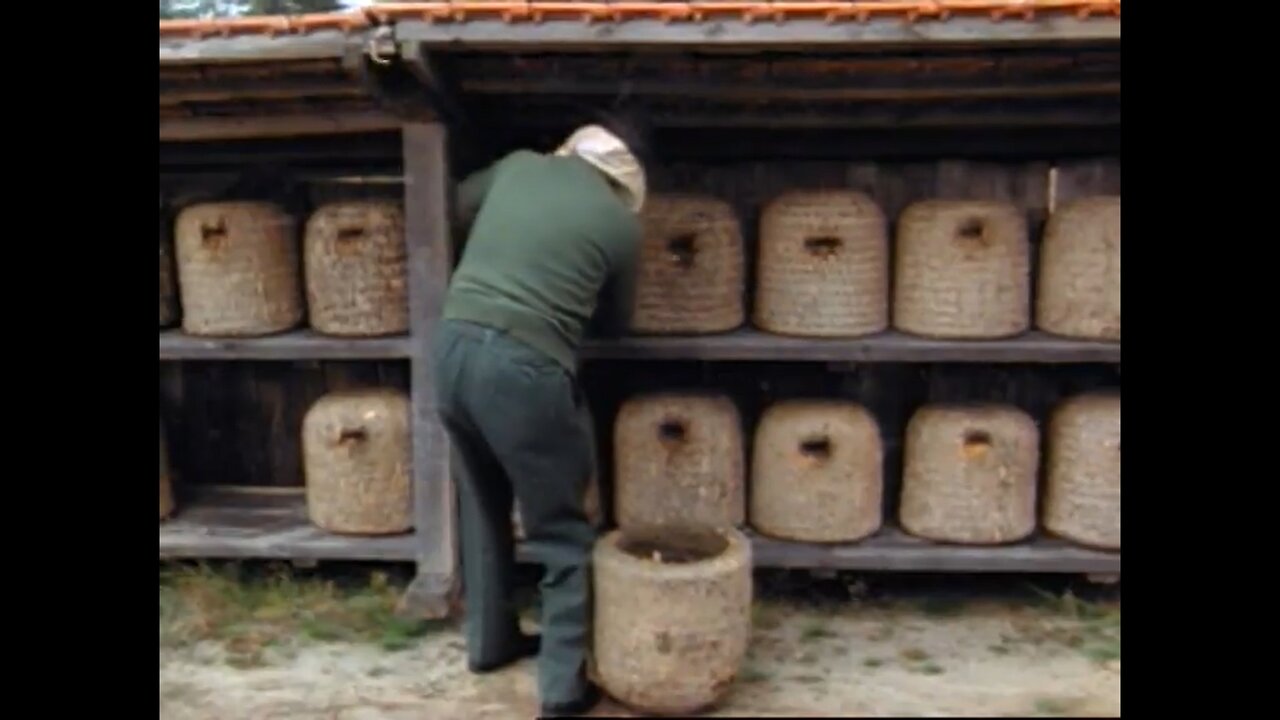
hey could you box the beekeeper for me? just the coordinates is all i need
[430,123,646,717]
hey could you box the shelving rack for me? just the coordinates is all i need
[159,1,1121,618]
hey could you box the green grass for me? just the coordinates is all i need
[799,619,838,642]
[160,562,452,666]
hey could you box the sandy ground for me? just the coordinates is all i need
[159,600,1119,719]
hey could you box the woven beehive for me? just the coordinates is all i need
[632,195,745,334]
[614,394,744,531]
[1036,196,1121,341]
[750,401,884,543]
[893,200,1031,339]
[899,404,1039,544]
[160,416,174,521]
[754,190,889,337]
[593,526,752,715]
[174,201,302,337]
[1043,393,1120,550]
[159,215,179,327]
[302,389,412,535]
[304,201,409,337]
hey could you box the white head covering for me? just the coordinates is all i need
[554,124,647,213]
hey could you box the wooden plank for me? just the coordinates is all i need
[160,80,367,106]
[159,486,416,561]
[160,30,361,64]
[581,330,1118,363]
[459,79,1120,102]
[401,122,458,618]
[470,104,1120,130]
[160,111,402,142]
[395,17,1120,49]
[749,528,1119,573]
[159,330,411,360]
[513,527,1117,573]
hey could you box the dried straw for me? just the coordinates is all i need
[750,400,883,543]
[174,201,302,337]
[1036,196,1121,341]
[160,214,179,327]
[754,190,889,337]
[893,200,1030,339]
[304,200,409,337]
[632,195,745,334]
[1043,393,1120,550]
[899,404,1039,544]
[302,388,412,535]
[614,393,744,531]
[593,526,752,716]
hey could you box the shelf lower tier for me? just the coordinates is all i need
[159,329,412,361]
[518,527,1118,574]
[581,329,1119,363]
[159,487,416,561]
[158,328,1116,363]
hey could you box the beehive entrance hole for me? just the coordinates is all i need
[798,435,832,460]
[956,217,988,246]
[619,527,728,565]
[667,232,698,268]
[335,427,368,446]
[336,227,365,241]
[200,221,228,246]
[962,429,992,459]
[804,236,843,258]
[658,418,687,442]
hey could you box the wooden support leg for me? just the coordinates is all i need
[397,121,459,620]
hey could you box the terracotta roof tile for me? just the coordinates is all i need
[159,1,1120,39]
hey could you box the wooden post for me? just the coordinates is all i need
[398,122,458,619]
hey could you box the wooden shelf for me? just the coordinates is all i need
[581,330,1119,364]
[517,527,1117,574]
[159,329,412,361]
[159,487,417,562]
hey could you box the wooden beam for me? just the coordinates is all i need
[459,79,1120,103]
[395,16,1120,50]
[399,122,458,619]
[519,528,1118,573]
[159,80,367,106]
[159,111,403,142]
[160,29,362,65]
[581,330,1119,363]
[476,106,1120,130]
[159,330,411,361]
[158,487,417,561]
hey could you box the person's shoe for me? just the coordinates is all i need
[541,682,602,717]
[467,633,540,673]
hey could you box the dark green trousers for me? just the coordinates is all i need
[431,319,596,706]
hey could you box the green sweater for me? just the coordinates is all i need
[442,150,641,371]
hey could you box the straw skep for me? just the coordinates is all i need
[174,202,303,337]
[754,190,889,337]
[750,400,884,543]
[893,200,1030,339]
[899,404,1039,544]
[304,200,409,337]
[593,526,752,716]
[303,389,413,535]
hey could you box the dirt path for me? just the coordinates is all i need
[160,599,1119,719]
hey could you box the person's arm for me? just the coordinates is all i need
[589,224,640,338]
[455,161,499,234]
